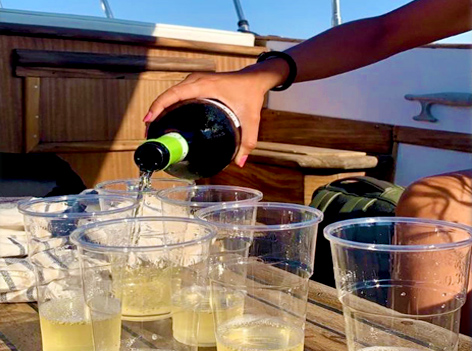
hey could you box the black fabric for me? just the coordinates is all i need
[309,176,405,287]
[0,153,86,197]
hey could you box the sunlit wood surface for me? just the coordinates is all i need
[0,279,470,351]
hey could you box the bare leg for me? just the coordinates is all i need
[396,169,472,336]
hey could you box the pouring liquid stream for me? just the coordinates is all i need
[130,170,154,245]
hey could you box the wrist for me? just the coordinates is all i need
[240,58,290,92]
[256,51,297,91]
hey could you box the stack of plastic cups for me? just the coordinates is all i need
[196,202,323,351]
[71,217,217,351]
[18,195,138,351]
[152,185,264,347]
[324,217,472,351]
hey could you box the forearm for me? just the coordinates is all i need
[241,16,399,92]
[286,16,395,82]
[247,0,471,90]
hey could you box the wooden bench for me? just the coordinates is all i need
[204,141,380,205]
[200,108,396,205]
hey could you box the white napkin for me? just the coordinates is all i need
[0,287,37,303]
[0,201,25,228]
[0,200,30,259]
[0,258,35,294]
[0,199,40,302]
[0,228,28,258]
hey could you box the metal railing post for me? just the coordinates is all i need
[232,0,250,32]
[100,0,114,19]
[332,0,342,27]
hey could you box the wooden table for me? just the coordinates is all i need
[0,280,470,351]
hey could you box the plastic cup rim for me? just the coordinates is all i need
[70,216,217,253]
[153,184,264,209]
[94,177,194,195]
[196,201,323,232]
[323,216,472,252]
[17,194,139,219]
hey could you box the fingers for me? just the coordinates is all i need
[144,73,208,122]
[235,113,260,168]
[144,86,182,122]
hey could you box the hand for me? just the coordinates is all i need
[144,69,270,168]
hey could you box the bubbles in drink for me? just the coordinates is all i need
[172,286,245,347]
[39,296,121,351]
[118,265,172,321]
[215,316,304,351]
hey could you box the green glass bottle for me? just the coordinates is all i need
[134,99,241,179]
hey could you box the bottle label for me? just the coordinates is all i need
[202,99,241,128]
[148,132,189,169]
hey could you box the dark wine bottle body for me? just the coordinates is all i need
[134,99,241,180]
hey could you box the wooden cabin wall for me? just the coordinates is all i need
[0,30,263,187]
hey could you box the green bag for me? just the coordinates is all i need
[310,176,404,218]
[309,176,405,287]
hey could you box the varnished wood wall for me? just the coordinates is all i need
[259,109,394,155]
[0,26,265,187]
[3,26,469,192]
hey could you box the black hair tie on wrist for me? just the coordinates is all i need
[256,51,297,91]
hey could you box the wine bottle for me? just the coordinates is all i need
[134,98,241,179]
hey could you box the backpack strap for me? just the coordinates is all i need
[310,189,343,212]
[311,176,405,213]
[328,176,395,193]
[380,186,404,204]
[340,197,377,213]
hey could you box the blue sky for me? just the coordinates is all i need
[2,0,471,43]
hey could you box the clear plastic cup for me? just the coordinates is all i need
[324,217,472,351]
[210,257,310,351]
[154,185,263,218]
[95,177,194,216]
[71,217,217,351]
[18,195,138,351]
[31,246,121,351]
[197,202,324,275]
[152,185,263,347]
[18,194,138,255]
[194,202,323,349]
[155,184,263,259]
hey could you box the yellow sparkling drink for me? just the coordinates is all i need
[215,316,304,351]
[172,286,245,347]
[119,264,172,321]
[39,296,121,351]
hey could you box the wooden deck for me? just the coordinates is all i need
[0,280,470,351]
